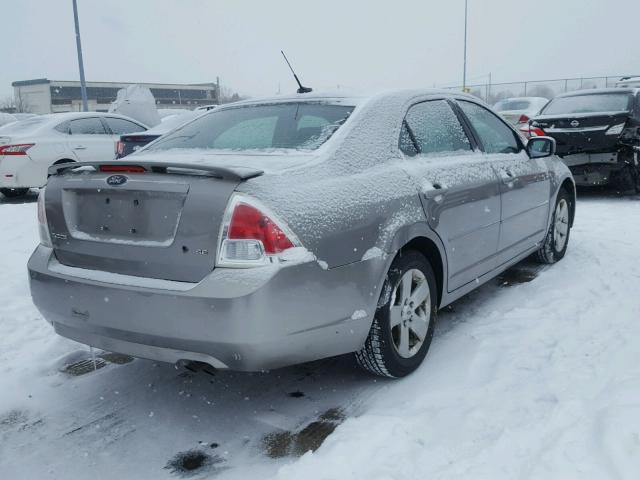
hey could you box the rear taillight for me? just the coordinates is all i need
[229,203,294,254]
[605,123,626,136]
[217,194,302,267]
[99,165,146,173]
[37,188,52,247]
[519,124,546,138]
[0,143,34,156]
[518,114,530,124]
[115,141,125,157]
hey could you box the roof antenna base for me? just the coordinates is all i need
[281,51,313,94]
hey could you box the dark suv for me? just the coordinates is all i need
[527,88,640,191]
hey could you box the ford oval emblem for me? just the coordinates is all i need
[570,120,580,128]
[106,174,127,186]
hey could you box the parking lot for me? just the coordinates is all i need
[1,189,638,479]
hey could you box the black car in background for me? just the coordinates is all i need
[115,111,203,158]
[525,88,640,191]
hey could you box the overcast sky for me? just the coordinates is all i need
[1,0,638,100]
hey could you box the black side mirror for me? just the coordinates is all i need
[527,136,556,159]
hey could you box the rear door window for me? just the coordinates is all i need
[105,117,146,135]
[458,101,522,154]
[69,118,107,135]
[400,100,472,156]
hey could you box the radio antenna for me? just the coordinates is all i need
[281,50,312,94]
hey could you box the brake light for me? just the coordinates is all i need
[37,188,52,247]
[99,165,146,173]
[605,123,626,136]
[529,126,546,137]
[518,114,530,124]
[0,143,34,155]
[519,124,546,138]
[217,194,301,267]
[229,203,294,254]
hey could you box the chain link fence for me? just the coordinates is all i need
[445,75,637,105]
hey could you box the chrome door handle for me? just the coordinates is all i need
[422,183,448,203]
[500,169,516,186]
[73,145,87,150]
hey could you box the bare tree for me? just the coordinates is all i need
[217,84,245,104]
[14,90,32,113]
[527,85,555,99]
[2,91,32,113]
[0,96,16,113]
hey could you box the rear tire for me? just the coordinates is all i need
[0,188,29,198]
[536,189,572,264]
[355,250,437,378]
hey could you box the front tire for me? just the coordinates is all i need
[536,189,572,264]
[0,188,29,198]
[355,251,437,378]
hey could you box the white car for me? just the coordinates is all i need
[0,112,147,198]
[616,76,640,88]
[0,112,18,128]
[493,97,549,125]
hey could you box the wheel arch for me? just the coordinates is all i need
[53,158,76,165]
[559,177,576,227]
[388,223,447,308]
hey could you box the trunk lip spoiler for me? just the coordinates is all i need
[48,160,264,181]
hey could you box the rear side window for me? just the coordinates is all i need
[147,103,353,152]
[105,117,146,135]
[69,118,107,135]
[400,100,471,156]
[458,101,521,154]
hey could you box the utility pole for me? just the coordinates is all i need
[463,0,468,91]
[72,0,88,111]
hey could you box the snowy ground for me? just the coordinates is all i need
[0,190,639,479]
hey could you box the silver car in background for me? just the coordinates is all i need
[29,90,575,378]
[494,96,549,125]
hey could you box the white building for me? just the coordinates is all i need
[12,78,218,114]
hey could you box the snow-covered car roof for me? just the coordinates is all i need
[41,111,148,123]
[216,89,480,111]
[0,111,149,137]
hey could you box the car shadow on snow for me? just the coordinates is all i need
[6,257,552,478]
[23,348,375,477]
[0,189,38,205]
[576,185,640,200]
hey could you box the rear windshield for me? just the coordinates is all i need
[542,93,632,115]
[0,117,48,134]
[494,100,532,111]
[147,103,354,152]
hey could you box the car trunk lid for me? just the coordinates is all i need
[532,111,629,156]
[44,160,263,283]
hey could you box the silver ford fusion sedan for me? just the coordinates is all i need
[28,90,575,378]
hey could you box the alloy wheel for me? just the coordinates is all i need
[553,198,569,252]
[389,269,431,359]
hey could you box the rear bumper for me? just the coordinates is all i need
[28,245,385,371]
[0,154,43,188]
[561,150,638,186]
